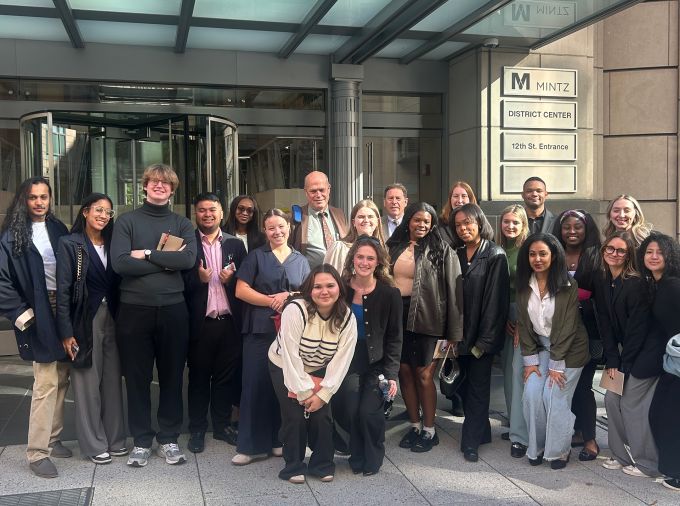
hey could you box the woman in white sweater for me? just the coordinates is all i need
[268,263,357,484]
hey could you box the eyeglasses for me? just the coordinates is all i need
[604,245,627,257]
[88,206,115,218]
[236,205,254,215]
[148,178,171,187]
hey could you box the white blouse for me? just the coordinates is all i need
[527,274,555,338]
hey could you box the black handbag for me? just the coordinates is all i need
[439,346,464,398]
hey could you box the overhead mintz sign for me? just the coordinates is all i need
[502,66,577,98]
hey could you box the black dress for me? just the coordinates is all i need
[648,276,680,480]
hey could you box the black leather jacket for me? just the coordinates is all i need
[457,240,509,355]
[389,239,463,342]
[345,280,403,380]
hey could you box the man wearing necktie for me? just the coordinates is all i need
[381,183,409,239]
[290,171,348,268]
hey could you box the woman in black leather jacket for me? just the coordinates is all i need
[56,193,125,464]
[453,203,509,463]
[387,202,463,453]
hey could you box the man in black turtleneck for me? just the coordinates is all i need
[111,163,196,468]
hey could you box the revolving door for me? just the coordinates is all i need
[20,111,238,226]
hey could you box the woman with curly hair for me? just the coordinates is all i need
[639,233,680,491]
[452,203,509,462]
[225,195,266,253]
[332,235,402,475]
[439,181,478,249]
[387,202,463,453]
[551,210,602,461]
[603,195,651,247]
[323,199,385,273]
[596,231,660,478]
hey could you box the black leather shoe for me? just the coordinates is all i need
[529,453,544,466]
[463,448,478,462]
[399,428,420,449]
[188,432,205,453]
[213,426,238,446]
[551,452,570,470]
[411,431,439,453]
[511,442,527,458]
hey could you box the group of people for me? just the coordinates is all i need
[0,167,678,493]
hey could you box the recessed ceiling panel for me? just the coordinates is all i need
[374,39,423,59]
[319,0,392,27]
[69,0,182,15]
[77,21,176,46]
[194,0,318,23]
[411,0,487,33]
[188,27,291,51]
[296,34,351,55]
[0,15,69,42]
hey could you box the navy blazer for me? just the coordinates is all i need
[0,216,69,362]
[183,229,247,339]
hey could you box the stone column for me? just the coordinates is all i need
[329,63,363,215]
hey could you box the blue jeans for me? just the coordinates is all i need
[523,336,582,461]
[501,303,529,446]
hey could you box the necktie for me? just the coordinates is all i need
[319,212,335,249]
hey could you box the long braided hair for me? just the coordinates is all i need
[0,177,53,257]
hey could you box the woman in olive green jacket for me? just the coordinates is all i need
[516,233,589,470]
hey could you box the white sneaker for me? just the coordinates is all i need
[127,447,152,467]
[602,458,623,470]
[231,453,267,466]
[90,452,112,465]
[157,443,186,465]
[622,465,650,477]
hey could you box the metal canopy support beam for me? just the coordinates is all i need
[400,0,512,64]
[279,0,337,58]
[174,0,195,53]
[52,0,84,48]
[333,0,446,65]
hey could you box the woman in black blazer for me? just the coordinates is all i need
[333,235,402,476]
[453,203,509,463]
[596,231,661,478]
[639,233,680,491]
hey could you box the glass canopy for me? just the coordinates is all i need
[0,0,644,62]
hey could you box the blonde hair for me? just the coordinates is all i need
[440,181,477,225]
[603,195,651,247]
[498,204,529,249]
[343,199,386,247]
[142,163,180,194]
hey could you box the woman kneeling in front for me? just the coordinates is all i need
[268,264,357,484]
[516,233,589,469]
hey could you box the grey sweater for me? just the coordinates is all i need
[111,201,197,306]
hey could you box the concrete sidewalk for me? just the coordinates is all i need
[0,402,677,506]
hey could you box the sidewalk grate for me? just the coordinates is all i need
[0,488,92,506]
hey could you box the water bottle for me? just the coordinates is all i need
[378,374,394,419]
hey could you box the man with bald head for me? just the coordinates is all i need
[290,171,348,268]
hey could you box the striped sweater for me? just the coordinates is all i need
[268,299,357,403]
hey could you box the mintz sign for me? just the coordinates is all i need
[503,67,577,98]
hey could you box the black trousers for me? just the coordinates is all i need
[116,302,189,447]
[650,372,680,479]
[269,361,334,480]
[571,360,597,441]
[187,315,242,433]
[458,353,494,451]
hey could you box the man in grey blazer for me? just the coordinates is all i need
[381,183,409,239]
[522,177,556,235]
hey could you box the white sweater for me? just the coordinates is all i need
[268,300,357,403]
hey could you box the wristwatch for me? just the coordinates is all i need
[144,249,152,261]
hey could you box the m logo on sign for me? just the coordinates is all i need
[512,72,530,91]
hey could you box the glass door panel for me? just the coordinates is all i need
[207,117,239,208]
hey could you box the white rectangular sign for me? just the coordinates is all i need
[503,1,576,29]
[502,132,577,161]
[503,66,577,98]
[502,164,577,193]
[502,100,577,130]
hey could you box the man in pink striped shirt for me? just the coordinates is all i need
[183,193,247,453]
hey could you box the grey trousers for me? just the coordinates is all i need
[605,375,659,476]
[71,303,126,457]
[523,336,582,461]
[501,303,529,445]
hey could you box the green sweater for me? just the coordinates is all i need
[504,241,519,303]
[111,201,197,306]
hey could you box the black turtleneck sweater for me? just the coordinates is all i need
[111,200,197,306]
